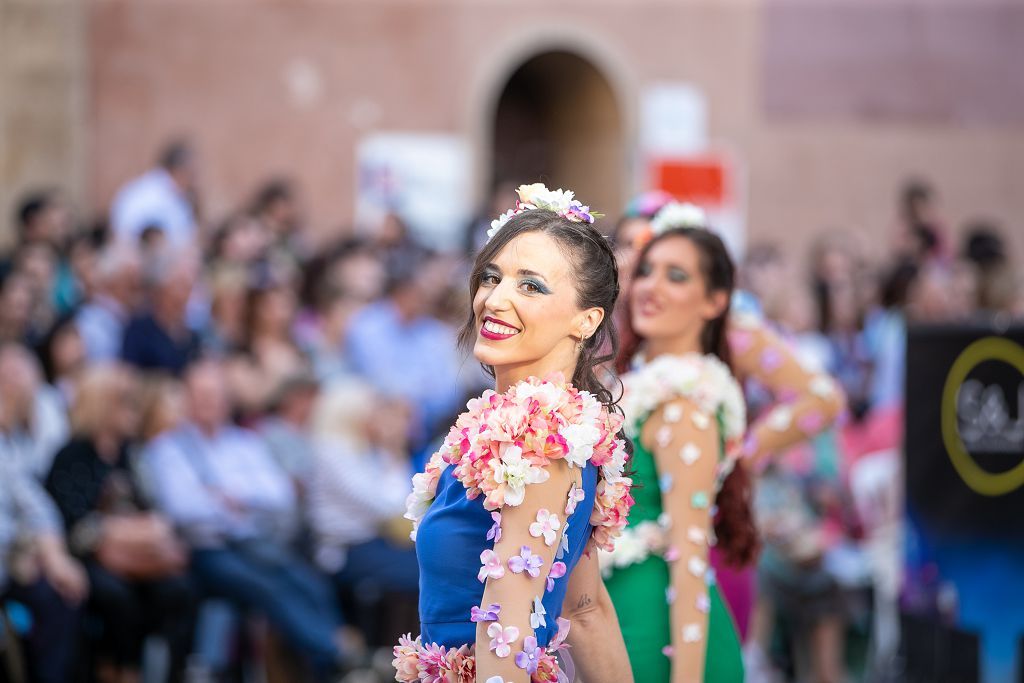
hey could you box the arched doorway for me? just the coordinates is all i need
[491,51,624,221]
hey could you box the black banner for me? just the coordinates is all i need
[904,322,1024,537]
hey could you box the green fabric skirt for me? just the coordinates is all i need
[606,554,744,683]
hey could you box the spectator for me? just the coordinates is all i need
[11,242,60,344]
[35,313,87,408]
[894,179,949,265]
[0,344,70,479]
[111,140,198,246]
[0,268,36,344]
[142,359,350,679]
[1,353,86,683]
[77,244,142,361]
[300,285,360,382]
[226,278,308,417]
[962,221,1020,315]
[12,188,74,251]
[308,380,417,596]
[345,255,462,452]
[121,248,201,376]
[46,364,195,683]
[259,373,319,500]
[250,178,307,270]
[208,212,270,271]
[199,264,249,354]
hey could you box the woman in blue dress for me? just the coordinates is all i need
[393,184,635,683]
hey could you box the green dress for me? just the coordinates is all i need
[604,420,744,682]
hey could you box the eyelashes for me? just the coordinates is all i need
[479,272,551,295]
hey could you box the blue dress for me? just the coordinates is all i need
[416,463,599,649]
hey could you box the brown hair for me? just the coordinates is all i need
[457,209,622,408]
[617,227,758,567]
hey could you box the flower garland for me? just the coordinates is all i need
[405,374,633,553]
[393,618,571,683]
[619,353,746,447]
[487,183,601,243]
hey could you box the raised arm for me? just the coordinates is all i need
[729,316,845,465]
[646,397,720,683]
[560,544,634,683]
[475,457,574,682]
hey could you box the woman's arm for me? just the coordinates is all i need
[729,317,845,465]
[560,546,634,683]
[646,398,720,683]
[475,459,574,682]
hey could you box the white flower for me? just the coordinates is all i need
[680,442,702,465]
[493,445,549,506]
[651,201,708,235]
[810,375,835,398]
[487,208,517,241]
[767,406,793,432]
[529,509,561,546]
[601,440,628,482]
[562,422,601,468]
[682,623,703,643]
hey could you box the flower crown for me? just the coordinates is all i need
[633,200,709,250]
[487,183,602,243]
[651,201,708,234]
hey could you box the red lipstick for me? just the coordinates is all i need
[480,316,521,341]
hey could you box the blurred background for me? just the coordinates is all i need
[0,1,1022,682]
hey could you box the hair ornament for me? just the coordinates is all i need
[633,200,710,250]
[487,183,602,243]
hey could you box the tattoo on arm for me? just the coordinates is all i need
[576,593,592,610]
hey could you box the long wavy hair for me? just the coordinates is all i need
[457,209,622,411]
[617,227,759,567]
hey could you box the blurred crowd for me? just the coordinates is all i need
[0,138,1021,683]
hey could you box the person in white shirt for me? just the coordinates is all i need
[110,140,198,246]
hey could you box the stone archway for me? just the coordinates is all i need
[491,50,624,218]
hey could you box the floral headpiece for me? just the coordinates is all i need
[633,200,709,250]
[487,183,601,243]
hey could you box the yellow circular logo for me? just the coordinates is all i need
[941,336,1024,496]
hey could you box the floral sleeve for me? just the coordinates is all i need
[647,397,720,683]
[729,314,846,465]
[474,458,576,683]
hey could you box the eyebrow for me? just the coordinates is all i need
[483,264,550,283]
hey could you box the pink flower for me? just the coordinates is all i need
[550,617,571,650]
[546,561,567,592]
[565,483,585,515]
[486,622,520,658]
[508,546,544,578]
[392,633,421,682]
[478,549,505,583]
[529,509,561,546]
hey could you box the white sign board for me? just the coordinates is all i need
[356,133,471,251]
[640,83,708,156]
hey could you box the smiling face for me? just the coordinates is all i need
[630,233,728,351]
[471,231,602,386]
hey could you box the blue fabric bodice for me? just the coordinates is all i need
[416,463,599,648]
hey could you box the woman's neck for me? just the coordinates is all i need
[642,329,704,363]
[92,431,121,463]
[493,348,576,393]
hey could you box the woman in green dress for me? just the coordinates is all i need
[602,219,758,683]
